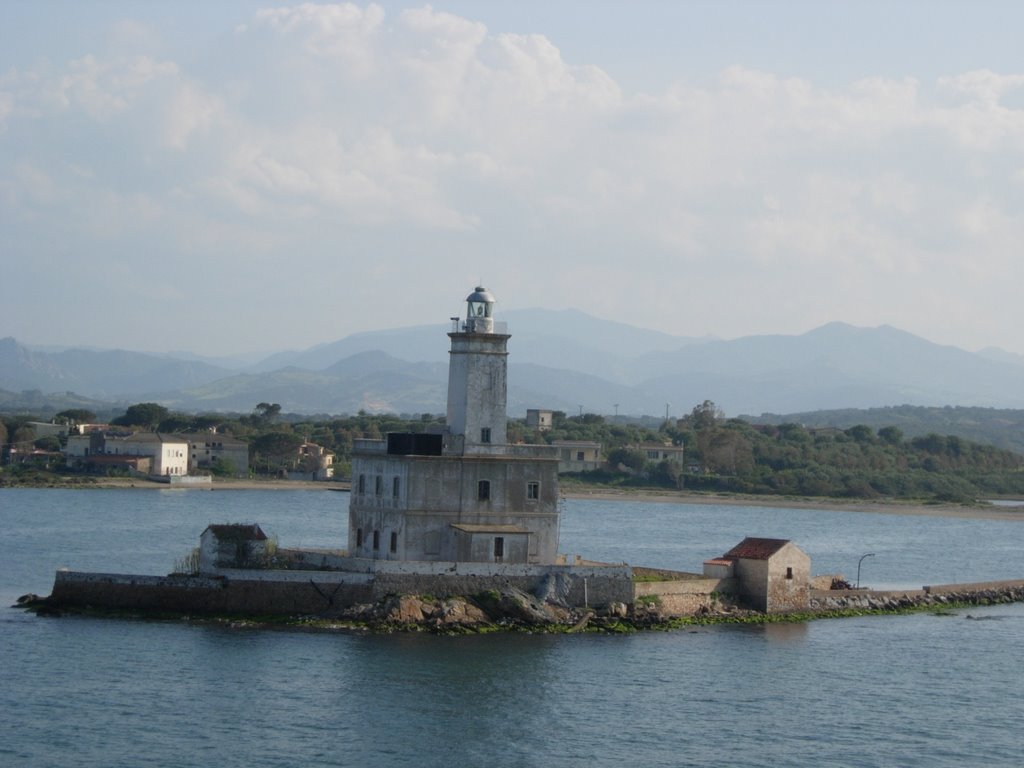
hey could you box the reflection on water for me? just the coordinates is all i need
[757,621,810,644]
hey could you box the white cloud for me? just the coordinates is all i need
[938,69,1024,105]
[50,54,178,119]
[253,1,385,73]
[163,82,223,150]
[4,4,1024,355]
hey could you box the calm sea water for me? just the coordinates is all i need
[2,488,1023,767]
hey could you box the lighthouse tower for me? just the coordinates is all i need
[347,286,560,564]
[445,287,508,453]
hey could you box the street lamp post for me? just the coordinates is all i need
[857,553,875,589]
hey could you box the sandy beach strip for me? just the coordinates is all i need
[561,487,1024,521]
[32,475,1024,524]
[69,477,1024,522]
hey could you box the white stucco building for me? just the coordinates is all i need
[65,431,189,477]
[552,440,603,473]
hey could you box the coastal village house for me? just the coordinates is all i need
[636,442,686,466]
[348,287,561,564]
[525,409,554,431]
[552,439,603,473]
[290,441,334,481]
[179,433,250,477]
[65,431,189,477]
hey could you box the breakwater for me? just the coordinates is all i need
[810,579,1024,612]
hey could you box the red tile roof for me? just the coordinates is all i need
[722,537,790,561]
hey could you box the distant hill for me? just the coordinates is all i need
[246,308,706,380]
[6,314,1024,418]
[0,387,124,420]
[165,356,450,414]
[749,405,1024,456]
[0,337,232,398]
[633,323,1024,414]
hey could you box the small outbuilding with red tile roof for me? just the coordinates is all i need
[704,537,810,613]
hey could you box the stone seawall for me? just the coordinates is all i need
[49,571,374,616]
[46,564,634,618]
[634,577,741,615]
[371,566,633,607]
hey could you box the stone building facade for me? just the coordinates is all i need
[704,537,810,613]
[179,433,250,477]
[348,288,561,565]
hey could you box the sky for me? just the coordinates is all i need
[3,1,1024,357]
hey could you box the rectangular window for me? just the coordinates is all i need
[478,480,490,501]
[494,537,504,560]
[527,481,539,500]
[375,476,383,496]
[358,474,365,494]
[392,476,400,498]
[576,451,585,461]
[481,427,491,443]
[373,530,380,550]
[390,531,397,553]
[786,566,793,580]
[356,528,363,547]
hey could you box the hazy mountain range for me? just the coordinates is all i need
[5,309,1024,418]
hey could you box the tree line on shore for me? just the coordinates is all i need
[3,400,1023,502]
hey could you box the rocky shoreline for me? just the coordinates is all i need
[16,581,1024,635]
